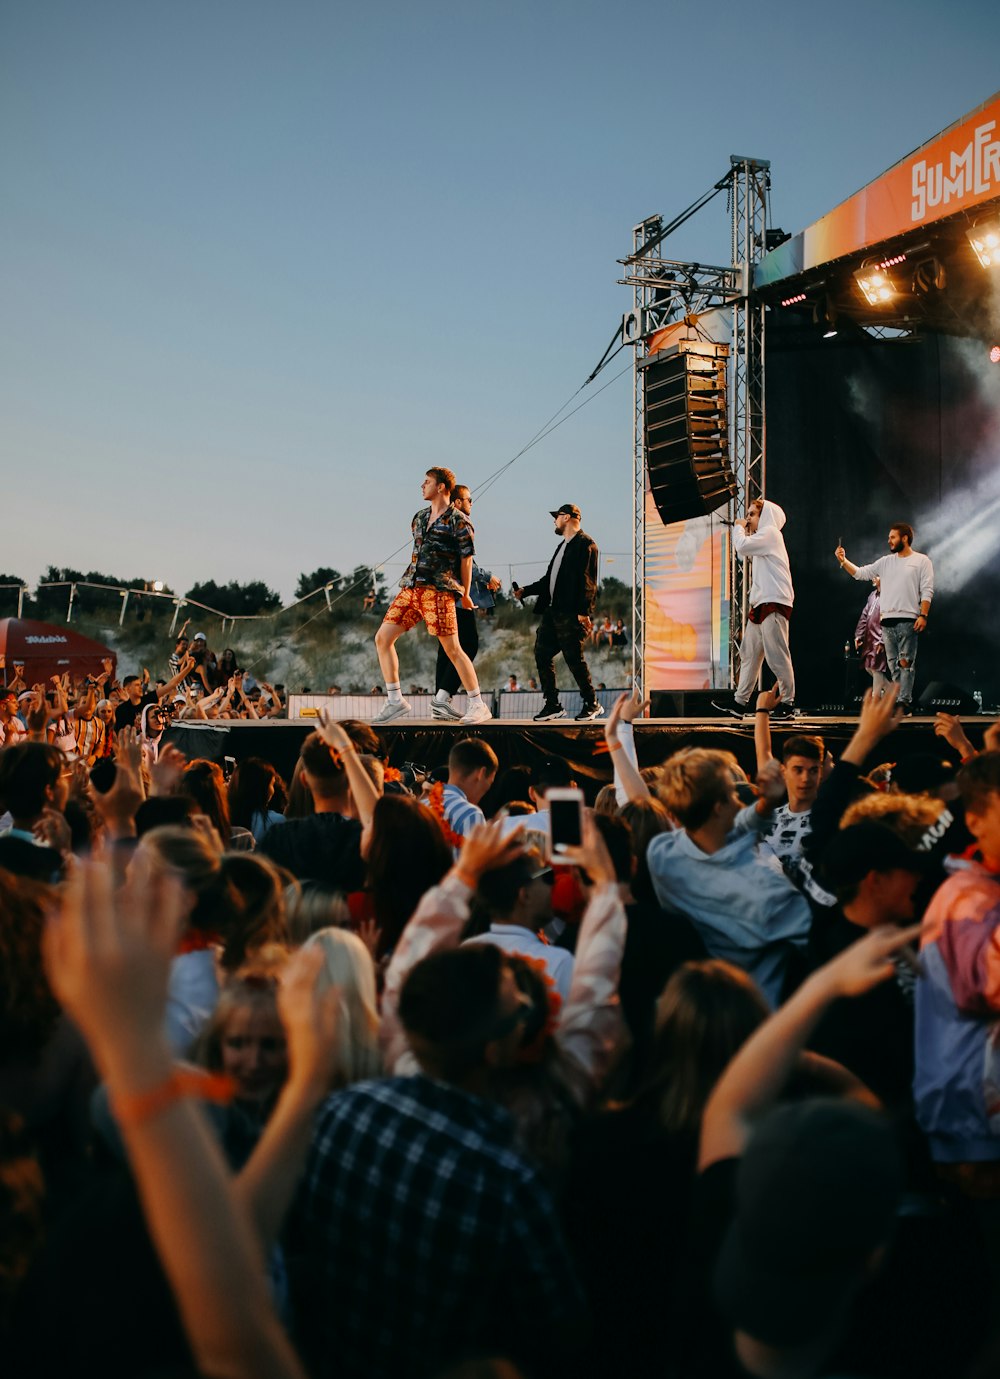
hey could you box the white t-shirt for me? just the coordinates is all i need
[852,552,934,620]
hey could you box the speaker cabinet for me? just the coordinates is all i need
[643,341,736,526]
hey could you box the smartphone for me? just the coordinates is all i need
[223,755,237,781]
[547,787,584,857]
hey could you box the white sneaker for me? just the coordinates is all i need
[372,699,412,724]
[460,701,493,725]
[430,698,462,720]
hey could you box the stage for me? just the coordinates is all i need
[164,711,983,804]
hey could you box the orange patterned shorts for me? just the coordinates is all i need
[384,586,458,638]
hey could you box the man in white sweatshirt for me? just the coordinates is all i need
[713,498,798,720]
[835,522,933,713]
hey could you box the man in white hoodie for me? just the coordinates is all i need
[713,498,798,720]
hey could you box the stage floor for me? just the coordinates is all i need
[167,712,985,801]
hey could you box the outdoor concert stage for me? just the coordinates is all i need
[165,711,976,804]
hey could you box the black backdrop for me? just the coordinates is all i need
[764,319,1000,709]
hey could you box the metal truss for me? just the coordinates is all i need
[620,231,741,692]
[620,159,771,695]
[728,156,771,684]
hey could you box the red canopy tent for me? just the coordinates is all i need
[0,618,116,688]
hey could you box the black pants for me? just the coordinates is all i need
[435,607,480,695]
[534,611,596,705]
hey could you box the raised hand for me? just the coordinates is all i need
[820,923,924,998]
[756,685,781,713]
[557,812,616,888]
[150,744,187,798]
[315,706,354,755]
[34,806,73,856]
[754,756,785,807]
[934,712,974,759]
[857,684,902,741]
[606,689,649,743]
[458,819,526,884]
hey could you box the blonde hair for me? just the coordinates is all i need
[592,783,619,817]
[840,791,941,849]
[303,928,382,1086]
[656,748,733,830]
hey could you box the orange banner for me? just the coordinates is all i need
[756,90,1000,287]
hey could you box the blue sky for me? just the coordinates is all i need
[2,0,996,603]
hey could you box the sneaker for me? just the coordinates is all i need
[575,702,605,721]
[533,703,566,722]
[372,699,412,724]
[460,701,493,725]
[770,703,801,720]
[430,698,462,720]
[711,697,750,720]
[898,702,913,717]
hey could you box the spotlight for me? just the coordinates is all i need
[968,220,1000,268]
[854,261,894,306]
[990,345,1000,364]
[152,579,165,593]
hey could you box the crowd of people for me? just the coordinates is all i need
[3,664,1000,1379]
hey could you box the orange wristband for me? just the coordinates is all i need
[112,1069,236,1128]
[454,867,478,890]
[607,740,623,752]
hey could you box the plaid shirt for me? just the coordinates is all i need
[292,1074,583,1379]
[400,505,474,594]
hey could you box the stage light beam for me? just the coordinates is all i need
[967,220,1000,268]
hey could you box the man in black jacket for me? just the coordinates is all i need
[514,503,602,721]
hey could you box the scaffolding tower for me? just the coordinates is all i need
[621,158,772,693]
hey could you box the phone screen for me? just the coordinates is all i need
[549,794,583,851]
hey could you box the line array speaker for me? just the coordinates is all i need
[643,341,736,526]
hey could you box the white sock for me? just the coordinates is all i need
[466,685,482,706]
[434,689,450,703]
[387,682,403,705]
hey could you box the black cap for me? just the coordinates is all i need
[549,503,581,520]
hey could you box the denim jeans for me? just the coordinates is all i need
[881,619,918,704]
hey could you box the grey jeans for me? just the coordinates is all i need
[881,619,919,705]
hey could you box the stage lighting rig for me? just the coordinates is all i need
[967,220,1000,267]
[990,344,1000,364]
[854,260,895,306]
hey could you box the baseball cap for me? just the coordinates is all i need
[714,1100,901,1348]
[549,503,581,520]
[192,632,207,642]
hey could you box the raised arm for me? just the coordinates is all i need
[44,861,307,1379]
[235,947,341,1249]
[699,922,920,1170]
[315,708,380,832]
[605,691,650,806]
[753,685,781,772]
[380,822,525,1071]
[549,817,628,1104]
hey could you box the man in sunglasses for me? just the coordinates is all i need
[465,847,574,1002]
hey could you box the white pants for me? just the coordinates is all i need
[735,613,795,706]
